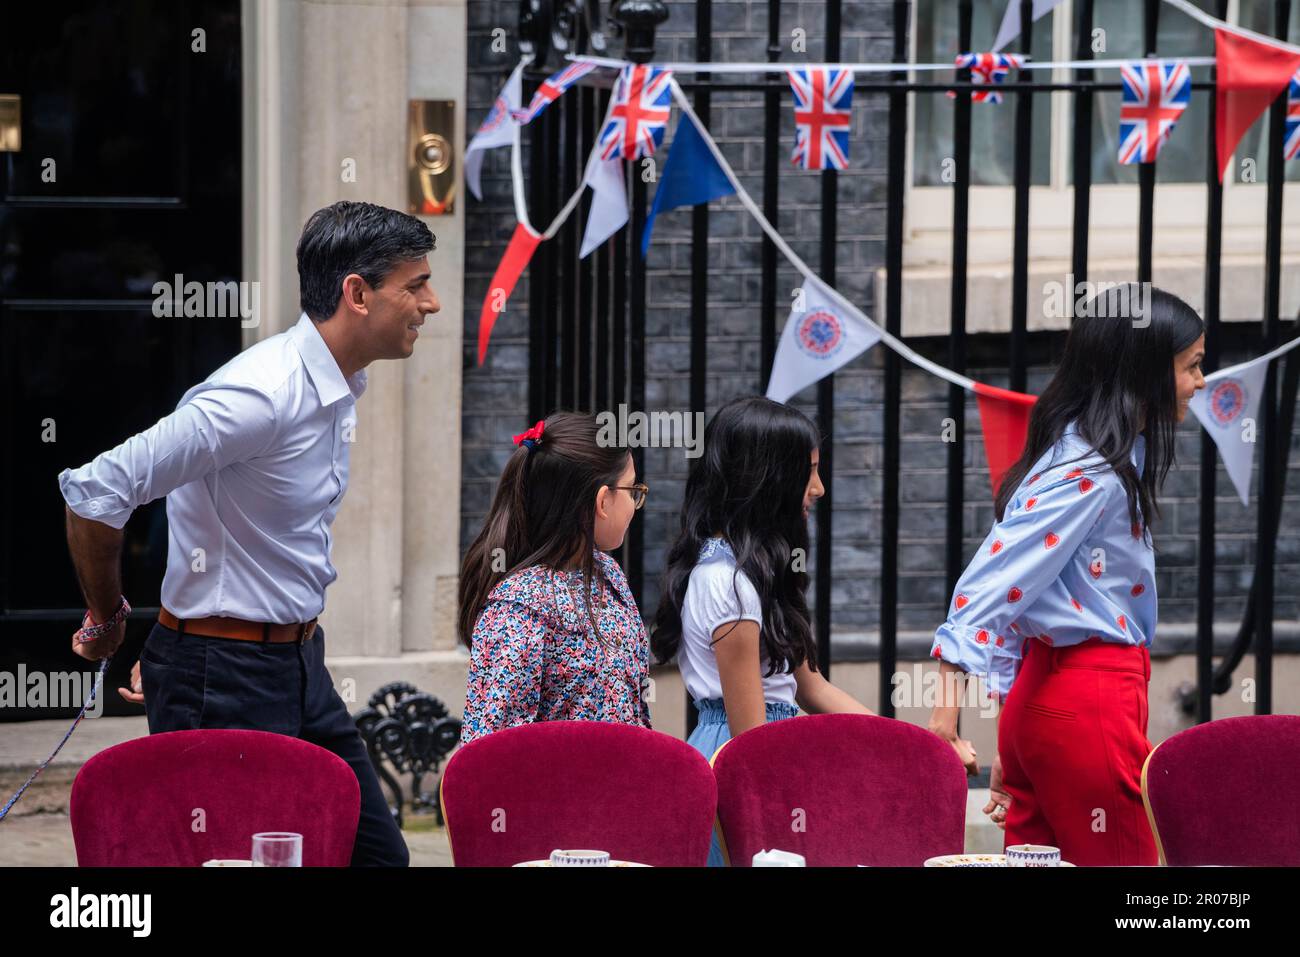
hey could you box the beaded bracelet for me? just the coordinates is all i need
[74,596,131,644]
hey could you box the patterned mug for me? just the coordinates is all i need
[1006,844,1061,867]
[549,849,611,867]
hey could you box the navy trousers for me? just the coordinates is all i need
[139,621,409,867]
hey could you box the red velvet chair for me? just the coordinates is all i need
[1141,715,1300,866]
[70,730,361,866]
[711,714,968,866]
[440,722,717,866]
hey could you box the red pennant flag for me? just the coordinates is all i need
[973,382,1037,500]
[1214,27,1300,181]
[478,223,543,365]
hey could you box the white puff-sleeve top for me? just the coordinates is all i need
[677,537,799,707]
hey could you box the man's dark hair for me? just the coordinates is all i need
[296,201,436,320]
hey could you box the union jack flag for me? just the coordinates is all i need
[1286,69,1300,160]
[1117,60,1191,165]
[512,62,598,125]
[950,52,1024,104]
[788,68,854,170]
[598,65,673,160]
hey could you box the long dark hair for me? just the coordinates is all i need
[457,412,630,647]
[996,284,1204,535]
[652,396,820,676]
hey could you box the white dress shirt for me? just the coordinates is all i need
[58,313,366,624]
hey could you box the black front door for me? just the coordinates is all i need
[0,1,242,720]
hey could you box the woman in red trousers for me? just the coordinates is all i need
[928,284,1206,866]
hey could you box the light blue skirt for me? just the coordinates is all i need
[686,696,799,867]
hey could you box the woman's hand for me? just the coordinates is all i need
[983,751,1010,828]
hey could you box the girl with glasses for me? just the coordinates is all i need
[458,412,651,743]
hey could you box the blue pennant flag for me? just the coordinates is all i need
[641,112,735,258]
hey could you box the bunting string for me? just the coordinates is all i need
[569,53,1218,76]
[1163,0,1300,56]
[665,79,975,392]
[473,3,1300,498]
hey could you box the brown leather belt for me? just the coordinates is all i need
[159,607,317,645]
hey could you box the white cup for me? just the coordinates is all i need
[549,849,610,867]
[752,848,806,867]
[1006,844,1061,867]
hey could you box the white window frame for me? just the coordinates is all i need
[892,0,1300,334]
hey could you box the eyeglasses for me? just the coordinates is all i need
[615,483,649,510]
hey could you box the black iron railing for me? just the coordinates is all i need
[510,0,1297,729]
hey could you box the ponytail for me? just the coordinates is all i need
[457,444,532,646]
[456,412,630,646]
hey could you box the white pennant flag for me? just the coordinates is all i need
[465,60,526,202]
[766,277,882,403]
[993,0,1067,53]
[579,155,627,258]
[1187,357,1270,505]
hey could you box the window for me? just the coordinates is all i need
[912,0,1053,186]
[912,0,1221,188]
[894,0,1300,336]
[1082,0,1215,185]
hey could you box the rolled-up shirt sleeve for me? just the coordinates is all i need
[58,385,279,530]
[931,467,1112,698]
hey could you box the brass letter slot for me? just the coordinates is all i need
[408,100,455,216]
[0,95,20,152]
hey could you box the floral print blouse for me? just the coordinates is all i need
[461,548,652,743]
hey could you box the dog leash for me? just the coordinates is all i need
[0,657,110,821]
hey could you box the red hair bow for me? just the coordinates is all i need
[512,419,546,448]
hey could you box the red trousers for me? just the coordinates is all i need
[998,637,1158,866]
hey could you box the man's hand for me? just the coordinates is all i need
[64,504,127,658]
[984,751,1010,829]
[71,617,126,662]
[118,660,144,704]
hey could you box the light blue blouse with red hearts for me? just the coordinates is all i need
[931,422,1157,700]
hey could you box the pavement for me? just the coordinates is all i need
[0,716,454,866]
[0,716,1002,865]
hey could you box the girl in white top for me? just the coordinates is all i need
[652,397,874,865]
[677,536,799,709]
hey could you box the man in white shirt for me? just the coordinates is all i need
[59,201,440,866]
